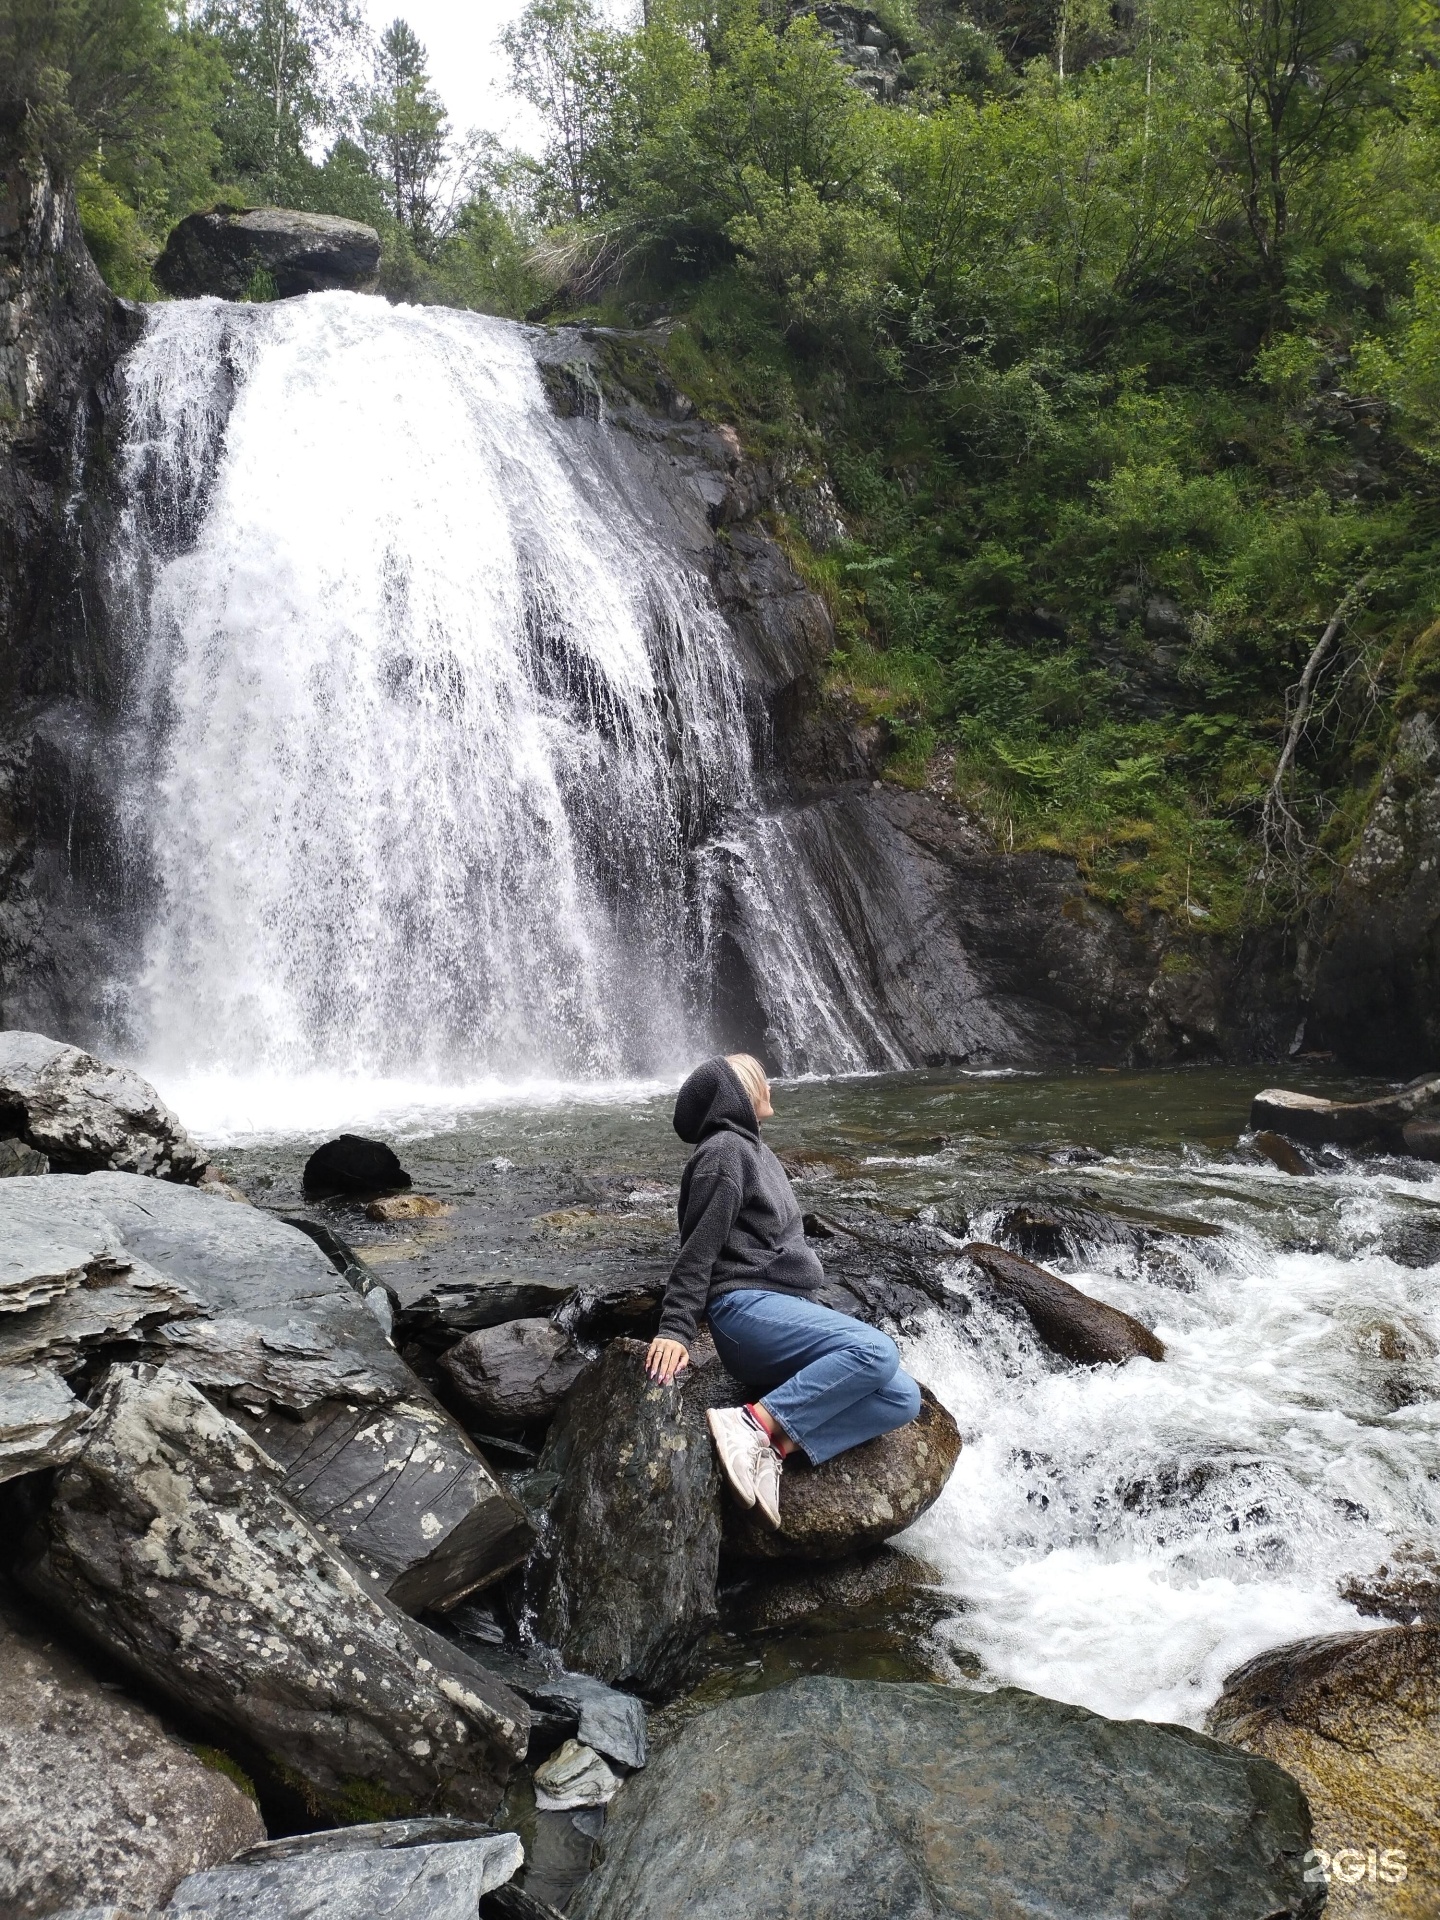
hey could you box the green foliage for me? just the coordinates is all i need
[191,1745,260,1801]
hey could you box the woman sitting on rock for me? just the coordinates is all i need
[645,1054,922,1529]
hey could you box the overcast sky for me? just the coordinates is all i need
[357,0,635,153]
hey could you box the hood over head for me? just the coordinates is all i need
[673,1056,759,1146]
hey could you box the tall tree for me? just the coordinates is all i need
[199,0,363,200]
[362,17,446,249]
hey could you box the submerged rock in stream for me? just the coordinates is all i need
[1209,1625,1440,1918]
[963,1241,1165,1364]
[16,1364,530,1821]
[571,1676,1321,1920]
[1250,1076,1440,1150]
[0,1591,265,1917]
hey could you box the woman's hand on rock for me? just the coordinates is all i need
[645,1337,690,1385]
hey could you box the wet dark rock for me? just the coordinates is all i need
[395,1275,580,1343]
[723,1387,960,1563]
[155,205,382,300]
[1209,1625,1440,1915]
[1403,1119,1440,1162]
[533,1337,737,1693]
[1253,1130,1313,1176]
[0,1591,265,1917]
[994,1198,1149,1263]
[0,1032,205,1179]
[302,1132,411,1196]
[1250,1075,1440,1150]
[439,1319,590,1430]
[482,1885,569,1920]
[435,1632,648,1772]
[170,1831,522,1919]
[1310,711,1440,1073]
[2,1172,532,1609]
[1381,1212,1440,1269]
[572,1676,1320,1920]
[0,1363,90,1481]
[1340,1549,1440,1625]
[237,1818,499,1862]
[722,1548,945,1638]
[963,1241,1165,1363]
[17,1364,530,1822]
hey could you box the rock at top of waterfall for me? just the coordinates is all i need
[304,1133,413,1196]
[154,205,381,300]
[0,1030,206,1181]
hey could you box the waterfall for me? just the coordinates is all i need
[111,293,894,1083]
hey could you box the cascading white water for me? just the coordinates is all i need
[113,293,889,1083]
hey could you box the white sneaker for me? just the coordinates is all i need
[752,1440,783,1530]
[706,1406,768,1509]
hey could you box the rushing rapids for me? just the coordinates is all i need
[111,293,895,1083]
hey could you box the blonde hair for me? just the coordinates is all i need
[725,1053,769,1115]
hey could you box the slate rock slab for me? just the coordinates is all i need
[534,1337,738,1692]
[439,1318,590,1429]
[572,1677,1322,1920]
[0,1363,91,1481]
[154,206,382,300]
[169,1832,522,1920]
[723,1386,960,1563]
[1209,1625,1440,1918]
[0,1031,205,1179]
[0,1174,532,1609]
[235,1818,497,1862]
[963,1241,1165,1363]
[0,1594,264,1918]
[17,1364,530,1822]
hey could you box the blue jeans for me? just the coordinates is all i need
[706,1288,922,1466]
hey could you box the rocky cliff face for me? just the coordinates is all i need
[1310,711,1440,1072]
[0,129,140,1040]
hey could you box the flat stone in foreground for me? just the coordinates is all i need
[0,1595,264,1917]
[170,1832,522,1919]
[0,1174,532,1608]
[18,1364,529,1821]
[0,1363,91,1481]
[572,1677,1321,1920]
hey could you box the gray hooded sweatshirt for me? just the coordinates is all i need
[657,1057,825,1350]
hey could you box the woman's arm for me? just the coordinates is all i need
[646,1166,744,1379]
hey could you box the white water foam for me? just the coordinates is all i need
[113,294,889,1082]
[901,1207,1440,1726]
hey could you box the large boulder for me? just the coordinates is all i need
[1250,1075,1440,1150]
[439,1318,591,1430]
[17,1364,530,1822]
[0,1593,264,1917]
[571,1677,1321,1920]
[962,1241,1165,1363]
[154,205,382,300]
[1208,1625,1439,1917]
[723,1385,960,1562]
[303,1132,412,1196]
[0,1173,533,1609]
[533,1337,734,1692]
[169,1831,522,1920]
[0,1030,205,1179]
